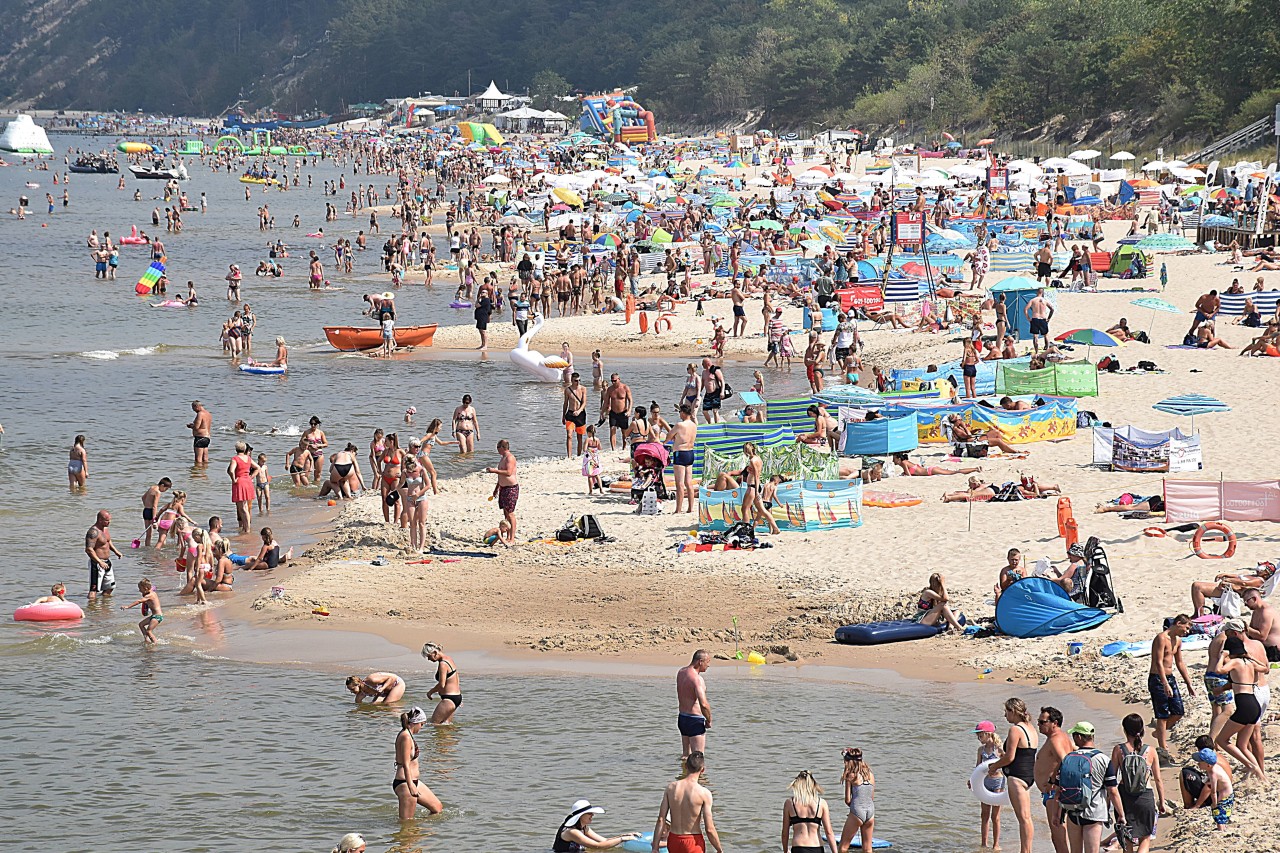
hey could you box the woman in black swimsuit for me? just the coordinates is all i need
[422,642,463,724]
[393,707,443,818]
[1212,636,1269,781]
[988,697,1038,853]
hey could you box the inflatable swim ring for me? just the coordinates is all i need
[449,301,473,309]
[14,600,85,622]
[969,759,1011,807]
[119,225,148,245]
[862,491,922,508]
[239,364,287,375]
[1192,522,1236,559]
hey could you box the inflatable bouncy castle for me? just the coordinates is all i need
[580,93,656,143]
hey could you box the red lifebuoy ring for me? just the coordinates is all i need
[653,317,672,335]
[1142,527,1166,538]
[1192,522,1236,559]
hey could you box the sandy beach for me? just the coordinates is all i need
[241,213,1280,850]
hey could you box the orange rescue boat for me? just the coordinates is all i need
[322,324,437,352]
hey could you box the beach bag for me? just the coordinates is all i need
[1182,333,1197,347]
[575,514,605,539]
[1118,744,1151,798]
[724,521,758,548]
[639,487,661,516]
[1056,748,1101,813]
[1134,331,1151,343]
[1137,360,1157,371]
[1076,410,1099,428]
[555,526,579,542]
[953,442,988,459]
[722,381,735,400]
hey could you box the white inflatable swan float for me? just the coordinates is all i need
[509,314,569,382]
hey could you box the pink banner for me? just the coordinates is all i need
[1164,480,1280,523]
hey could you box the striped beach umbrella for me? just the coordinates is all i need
[1152,394,1230,432]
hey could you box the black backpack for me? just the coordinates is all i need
[575,515,604,539]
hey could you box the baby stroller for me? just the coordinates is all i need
[630,441,670,506]
[1075,536,1123,612]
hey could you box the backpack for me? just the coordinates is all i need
[575,514,604,539]
[1056,748,1101,813]
[1118,743,1151,798]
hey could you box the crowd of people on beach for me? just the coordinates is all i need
[24,121,1280,853]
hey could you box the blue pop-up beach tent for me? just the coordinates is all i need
[995,577,1111,638]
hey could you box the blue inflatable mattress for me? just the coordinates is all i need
[835,619,942,645]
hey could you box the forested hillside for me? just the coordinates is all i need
[2,0,1278,144]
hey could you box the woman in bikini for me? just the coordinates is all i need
[678,363,701,412]
[345,671,406,704]
[941,476,997,503]
[301,416,328,480]
[204,540,235,592]
[892,451,981,477]
[398,456,430,552]
[368,429,386,479]
[452,394,479,455]
[67,434,89,491]
[915,572,964,631]
[740,442,781,535]
[782,770,838,853]
[421,642,463,724]
[1212,636,1269,781]
[393,707,443,818]
[379,434,404,523]
[318,443,363,499]
[416,419,457,495]
[152,489,194,551]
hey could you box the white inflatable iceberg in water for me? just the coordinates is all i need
[0,114,54,154]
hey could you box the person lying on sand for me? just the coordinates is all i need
[892,451,981,477]
[942,476,997,503]
[1094,493,1165,514]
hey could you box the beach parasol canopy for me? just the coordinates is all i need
[1136,233,1197,252]
[1069,149,1101,160]
[499,214,533,227]
[482,174,510,184]
[552,187,583,206]
[1141,161,1168,172]
[977,138,995,146]
[1055,328,1122,347]
[1152,393,1230,431]
[1131,296,1180,331]
[1110,151,1136,161]
[750,219,784,230]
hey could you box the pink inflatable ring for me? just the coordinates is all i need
[14,600,85,622]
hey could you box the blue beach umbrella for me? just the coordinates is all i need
[1152,394,1230,432]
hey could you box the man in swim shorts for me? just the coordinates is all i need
[1149,615,1195,762]
[669,405,698,514]
[141,477,172,547]
[187,400,212,466]
[729,281,746,337]
[652,751,721,853]
[84,510,123,600]
[600,373,632,451]
[486,440,519,546]
[676,650,712,758]
[1033,706,1072,853]
[563,372,588,458]
[1024,287,1054,353]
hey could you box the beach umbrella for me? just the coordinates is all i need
[1136,233,1196,252]
[482,174,510,184]
[750,219,784,230]
[1131,296,1178,332]
[977,138,995,146]
[552,187,583,207]
[1069,149,1101,160]
[800,238,831,253]
[1111,151,1135,161]
[594,233,623,247]
[499,214,534,228]
[1055,327,1122,360]
[1141,161,1168,172]
[1152,393,1230,432]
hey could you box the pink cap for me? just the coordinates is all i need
[973,720,997,734]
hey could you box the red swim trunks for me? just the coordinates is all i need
[497,484,519,512]
[666,834,705,853]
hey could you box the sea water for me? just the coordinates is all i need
[0,136,1105,851]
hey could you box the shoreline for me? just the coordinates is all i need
[228,450,1275,851]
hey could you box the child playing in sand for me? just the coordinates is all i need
[1190,747,1233,829]
[122,578,163,643]
[254,453,271,515]
[582,425,603,495]
[482,519,511,547]
[971,721,1004,849]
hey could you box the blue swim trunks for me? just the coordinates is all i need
[678,713,706,737]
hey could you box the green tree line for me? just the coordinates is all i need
[3,0,1277,143]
